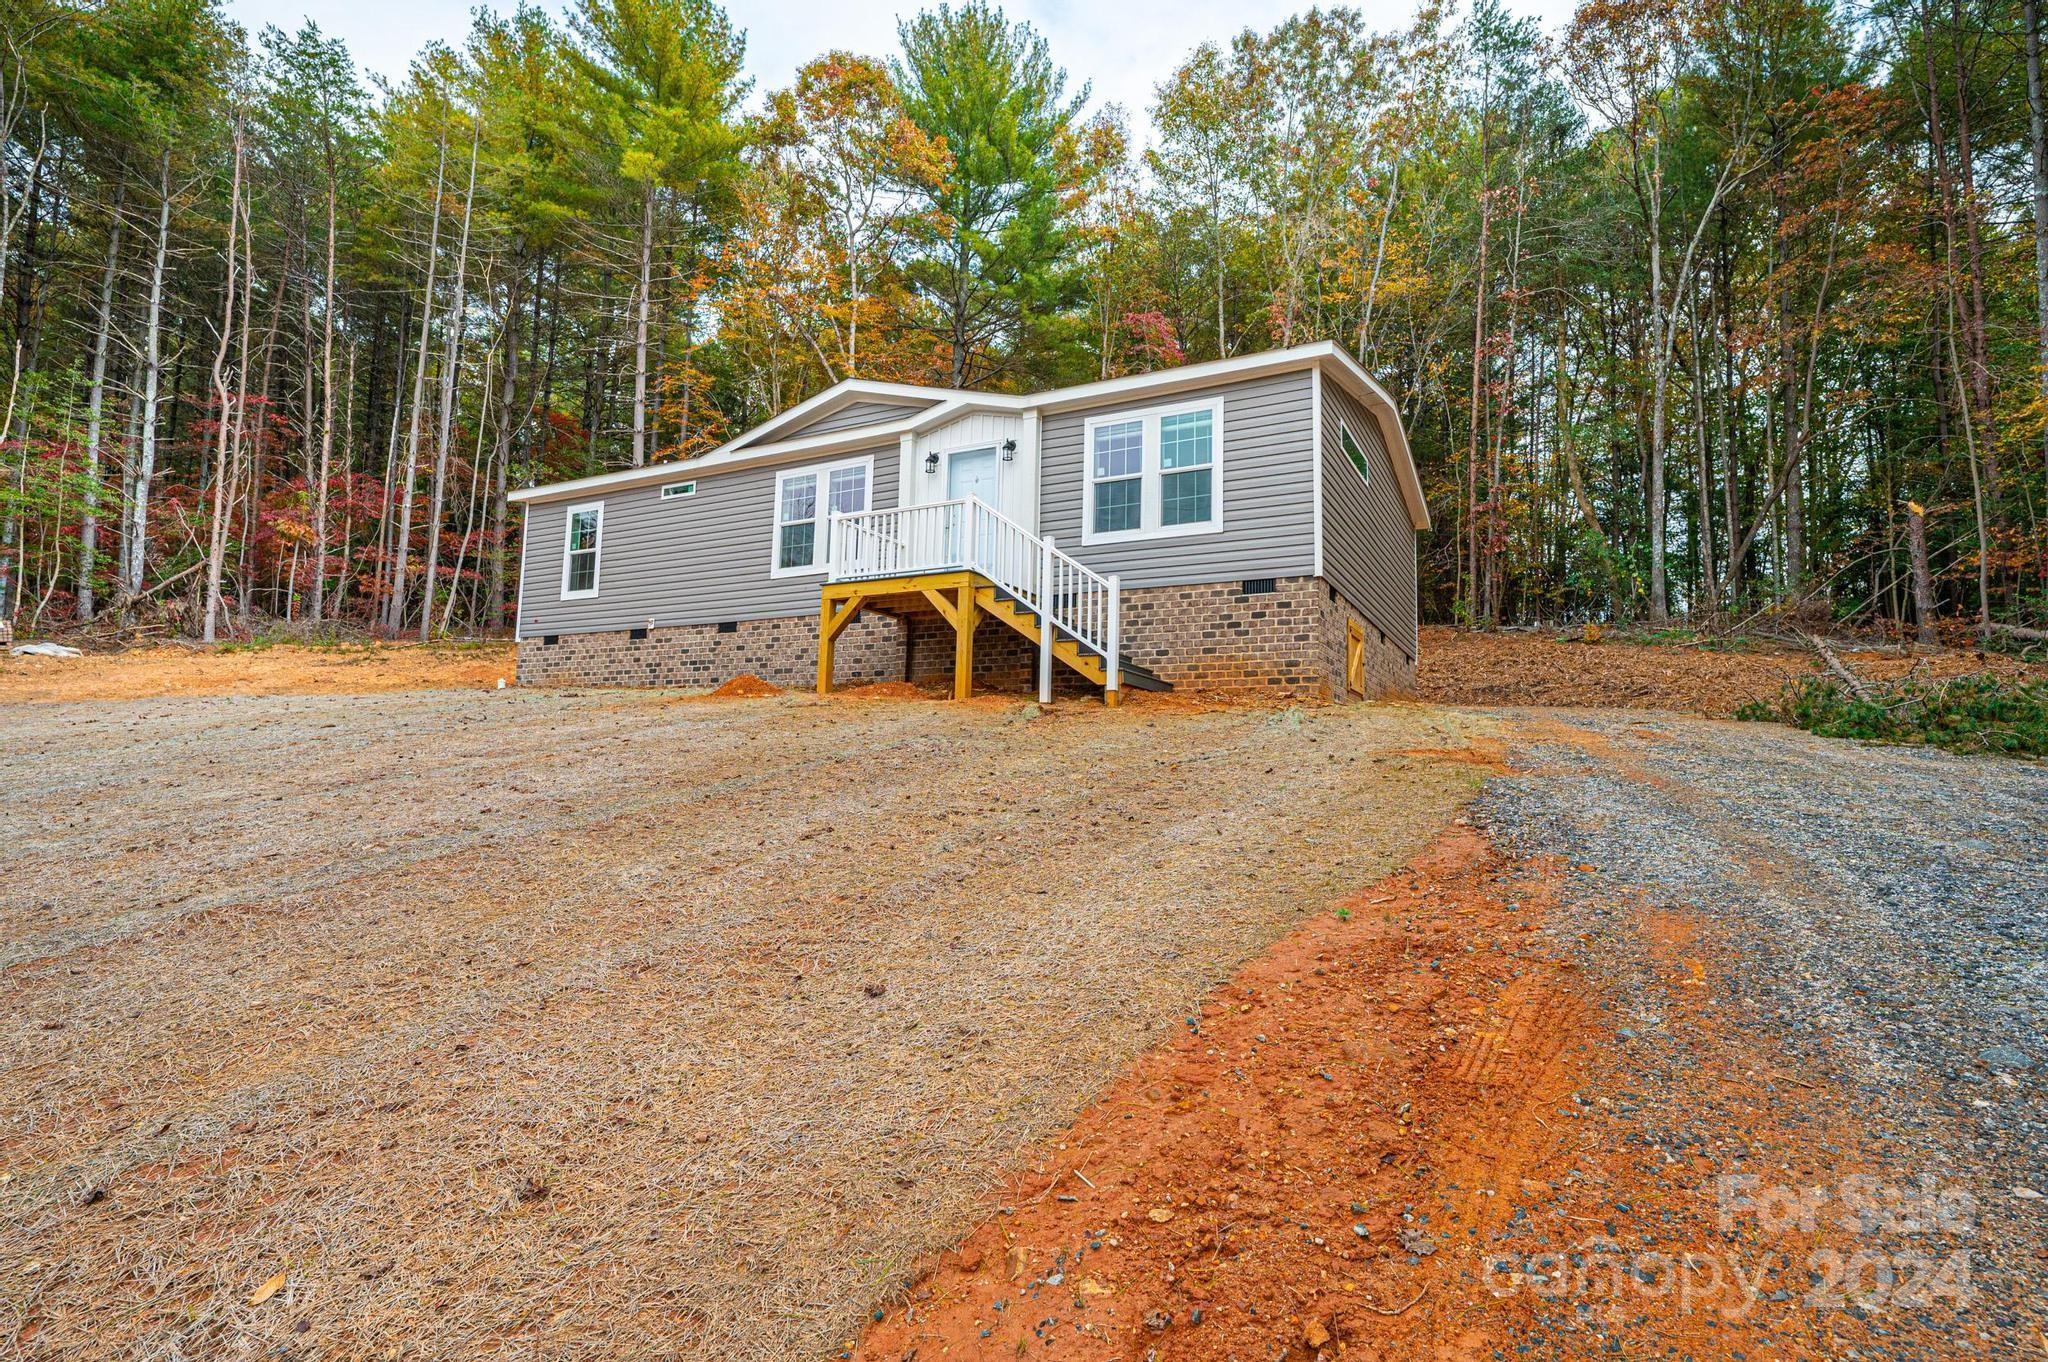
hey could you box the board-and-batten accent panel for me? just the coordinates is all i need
[782,398,934,439]
[1036,369,1317,589]
[517,446,899,637]
[902,412,1036,528]
[1320,381,1419,659]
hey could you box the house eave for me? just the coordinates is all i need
[510,343,1429,531]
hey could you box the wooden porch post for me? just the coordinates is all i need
[818,590,863,695]
[817,601,836,696]
[953,581,978,700]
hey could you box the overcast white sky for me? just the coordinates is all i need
[221,0,1578,149]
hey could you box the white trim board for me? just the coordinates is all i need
[559,501,604,599]
[768,453,875,579]
[1080,396,1225,547]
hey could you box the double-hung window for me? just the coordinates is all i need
[1083,398,1223,544]
[560,501,602,598]
[771,455,872,576]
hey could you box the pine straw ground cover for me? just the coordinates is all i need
[1416,626,2045,718]
[0,685,1489,1359]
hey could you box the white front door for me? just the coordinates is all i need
[947,448,1000,510]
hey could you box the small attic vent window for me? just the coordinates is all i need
[662,481,697,500]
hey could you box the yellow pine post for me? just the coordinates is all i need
[953,581,978,700]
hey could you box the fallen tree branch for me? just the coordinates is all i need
[1986,622,2048,643]
[1796,628,1874,701]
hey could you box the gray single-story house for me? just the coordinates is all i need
[511,341,1428,703]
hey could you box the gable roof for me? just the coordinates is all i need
[724,381,947,449]
[510,342,1429,531]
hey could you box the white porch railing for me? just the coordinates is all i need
[829,497,1120,700]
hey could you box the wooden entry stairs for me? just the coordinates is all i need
[815,498,1171,705]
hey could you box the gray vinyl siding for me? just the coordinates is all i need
[517,449,898,637]
[1038,370,1316,588]
[784,399,930,439]
[1321,383,1419,659]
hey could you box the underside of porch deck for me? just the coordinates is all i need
[817,571,1167,704]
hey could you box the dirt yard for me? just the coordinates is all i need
[0,674,1486,1359]
[3,646,2037,1361]
[0,640,517,701]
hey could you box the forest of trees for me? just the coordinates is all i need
[2,0,2045,641]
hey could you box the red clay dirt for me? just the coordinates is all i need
[705,671,785,698]
[855,825,1908,1362]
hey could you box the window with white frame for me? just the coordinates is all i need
[1083,399,1223,544]
[560,501,602,598]
[772,456,871,575]
[1338,419,1371,488]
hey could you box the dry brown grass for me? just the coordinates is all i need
[0,683,1491,1360]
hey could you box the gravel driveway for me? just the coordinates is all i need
[1482,710,2047,1356]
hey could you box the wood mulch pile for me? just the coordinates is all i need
[1415,626,2044,718]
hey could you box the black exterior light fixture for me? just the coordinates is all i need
[1001,439,1017,461]
[924,451,941,474]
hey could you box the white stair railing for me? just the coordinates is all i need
[830,497,1120,698]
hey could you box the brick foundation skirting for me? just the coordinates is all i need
[515,611,907,690]
[518,575,1417,700]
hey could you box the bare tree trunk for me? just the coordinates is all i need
[203,131,245,643]
[0,58,46,329]
[632,181,654,467]
[1464,187,1490,625]
[2028,0,2048,489]
[1359,160,1398,362]
[1906,500,1938,647]
[241,244,291,626]
[1949,0,1996,493]
[310,177,338,621]
[1689,311,1717,613]
[371,291,409,622]
[122,149,172,623]
[1945,324,1991,634]
[440,355,490,636]
[1213,181,1226,360]
[387,120,448,632]
[420,127,478,642]
[79,183,123,621]
[487,271,523,633]
[333,341,357,616]
[1645,128,1671,626]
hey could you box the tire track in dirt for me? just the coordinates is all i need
[855,816,1960,1361]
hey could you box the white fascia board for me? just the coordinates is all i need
[509,417,934,504]
[1314,344,1430,532]
[726,378,950,450]
[1310,364,1325,578]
